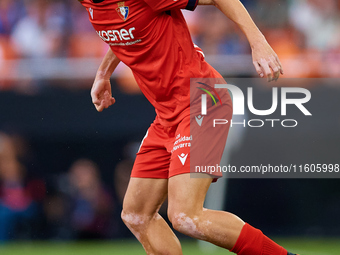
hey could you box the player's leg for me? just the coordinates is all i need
[167,173,289,255]
[121,177,182,255]
[167,173,244,248]
[122,119,183,254]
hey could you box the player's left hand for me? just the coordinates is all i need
[251,39,284,82]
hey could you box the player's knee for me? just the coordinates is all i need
[121,199,154,228]
[168,209,204,239]
[171,212,205,239]
[121,199,143,226]
[167,202,196,226]
[121,209,149,229]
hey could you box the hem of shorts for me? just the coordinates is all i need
[169,168,222,182]
[130,174,168,179]
[131,170,222,182]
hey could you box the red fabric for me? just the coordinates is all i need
[131,110,231,179]
[231,223,287,255]
[80,0,221,126]
[131,82,232,180]
[143,0,197,13]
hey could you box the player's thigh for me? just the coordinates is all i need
[167,173,212,221]
[123,177,168,216]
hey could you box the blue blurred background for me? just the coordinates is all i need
[0,0,339,244]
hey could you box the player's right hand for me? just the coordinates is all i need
[251,38,284,82]
[91,78,116,112]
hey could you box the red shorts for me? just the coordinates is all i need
[131,90,232,180]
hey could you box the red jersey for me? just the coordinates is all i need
[80,0,222,126]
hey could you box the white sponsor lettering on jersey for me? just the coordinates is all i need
[96,27,135,42]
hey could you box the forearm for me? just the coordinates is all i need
[95,48,121,80]
[198,0,283,81]
[202,0,265,48]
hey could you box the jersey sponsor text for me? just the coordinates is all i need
[96,27,136,42]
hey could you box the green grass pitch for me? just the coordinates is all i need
[0,238,339,255]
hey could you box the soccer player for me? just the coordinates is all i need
[78,0,297,254]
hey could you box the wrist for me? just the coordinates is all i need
[247,32,267,50]
[95,70,112,81]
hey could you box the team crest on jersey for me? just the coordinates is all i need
[116,2,129,21]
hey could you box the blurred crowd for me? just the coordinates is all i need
[0,0,339,86]
[0,131,140,241]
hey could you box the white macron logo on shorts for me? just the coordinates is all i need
[89,8,94,19]
[178,153,188,166]
[195,115,204,126]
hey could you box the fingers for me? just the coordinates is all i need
[102,91,116,109]
[96,102,105,112]
[91,90,115,112]
[91,91,103,112]
[269,55,284,80]
[91,91,100,106]
[260,58,273,82]
[253,61,264,78]
[254,56,283,82]
[275,55,284,75]
[268,59,279,81]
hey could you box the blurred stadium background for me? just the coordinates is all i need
[0,0,339,254]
